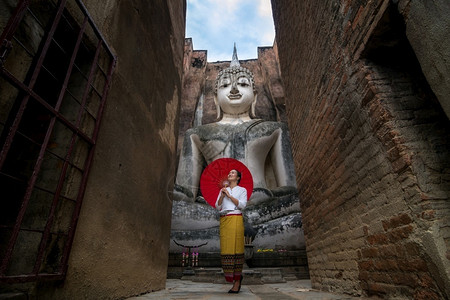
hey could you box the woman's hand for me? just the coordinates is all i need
[221,187,230,197]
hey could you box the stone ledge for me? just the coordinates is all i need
[168,267,309,283]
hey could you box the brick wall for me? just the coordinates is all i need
[178,38,207,151]
[272,0,450,298]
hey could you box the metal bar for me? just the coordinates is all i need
[58,39,104,274]
[88,82,103,100]
[75,0,115,60]
[0,68,94,145]
[0,171,27,184]
[1,124,85,173]
[0,0,29,64]
[0,0,29,41]
[41,64,61,84]
[93,57,116,134]
[71,63,89,82]
[65,86,83,105]
[27,0,67,92]
[0,273,64,283]
[32,14,89,274]
[59,7,77,31]
[60,48,116,275]
[0,169,80,202]
[11,36,34,59]
[0,0,116,281]
[56,15,88,111]
[0,227,43,234]
[0,91,29,171]
[25,6,47,31]
[0,0,68,276]
[0,0,68,170]
[96,62,108,77]
[77,39,102,122]
[0,117,57,276]
[32,137,79,272]
[50,34,70,57]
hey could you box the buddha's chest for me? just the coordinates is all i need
[192,129,279,161]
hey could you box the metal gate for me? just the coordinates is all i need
[0,0,116,282]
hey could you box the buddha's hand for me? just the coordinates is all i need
[173,183,194,202]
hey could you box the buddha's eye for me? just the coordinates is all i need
[237,77,250,86]
[220,78,231,88]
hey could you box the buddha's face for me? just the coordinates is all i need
[216,71,255,115]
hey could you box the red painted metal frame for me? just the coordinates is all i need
[0,1,29,65]
[0,0,117,283]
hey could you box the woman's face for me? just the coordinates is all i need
[227,169,240,182]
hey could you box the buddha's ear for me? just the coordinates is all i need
[251,94,257,118]
[214,95,221,120]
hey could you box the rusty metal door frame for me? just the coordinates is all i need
[0,0,116,283]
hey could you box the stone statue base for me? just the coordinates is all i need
[170,187,305,254]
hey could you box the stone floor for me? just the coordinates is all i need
[126,279,368,300]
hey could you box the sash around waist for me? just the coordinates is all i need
[220,213,242,218]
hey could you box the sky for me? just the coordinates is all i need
[185,0,275,62]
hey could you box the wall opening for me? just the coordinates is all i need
[361,4,440,108]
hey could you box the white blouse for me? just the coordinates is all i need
[215,185,247,215]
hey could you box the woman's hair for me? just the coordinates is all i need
[235,170,242,184]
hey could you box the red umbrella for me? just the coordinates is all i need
[200,158,253,208]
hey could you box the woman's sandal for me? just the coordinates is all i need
[228,275,243,293]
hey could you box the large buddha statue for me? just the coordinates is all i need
[171,47,303,252]
[175,47,297,203]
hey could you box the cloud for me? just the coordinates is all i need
[186,0,275,62]
[257,0,272,17]
[221,0,240,13]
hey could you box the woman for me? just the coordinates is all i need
[215,169,247,293]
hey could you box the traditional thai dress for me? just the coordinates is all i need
[215,186,247,282]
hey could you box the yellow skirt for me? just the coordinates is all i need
[220,214,244,282]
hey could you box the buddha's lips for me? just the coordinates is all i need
[228,94,242,100]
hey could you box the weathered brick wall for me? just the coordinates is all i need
[178,38,207,151]
[258,44,288,123]
[272,0,450,298]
